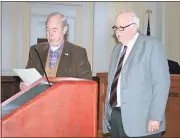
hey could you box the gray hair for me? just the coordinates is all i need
[45,12,68,28]
[118,9,140,29]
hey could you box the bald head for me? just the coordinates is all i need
[114,9,139,45]
[116,10,139,28]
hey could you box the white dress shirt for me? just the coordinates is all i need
[50,45,61,51]
[116,32,139,107]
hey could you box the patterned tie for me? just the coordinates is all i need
[109,46,127,108]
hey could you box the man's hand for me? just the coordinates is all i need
[148,120,160,134]
[19,81,29,91]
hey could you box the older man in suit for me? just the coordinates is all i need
[103,10,170,137]
[20,12,92,90]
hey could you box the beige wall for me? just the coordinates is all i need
[165,2,180,63]
[76,2,94,69]
[22,2,94,69]
[2,2,180,76]
[21,2,30,68]
[102,2,180,65]
[2,2,30,74]
[2,2,94,74]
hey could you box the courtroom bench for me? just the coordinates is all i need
[1,76,20,102]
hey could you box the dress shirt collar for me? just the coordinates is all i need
[125,32,139,49]
[50,42,64,52]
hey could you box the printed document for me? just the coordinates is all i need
[13,68,42,85]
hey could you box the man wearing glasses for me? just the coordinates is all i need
[103,10,170,138]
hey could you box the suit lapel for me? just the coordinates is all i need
[122,33,143,74]
[56,41,72,76]
[107,43,122,100]
[36,42,49,75]
[110,43,123,81]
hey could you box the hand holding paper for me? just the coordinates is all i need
[13,68,42,85]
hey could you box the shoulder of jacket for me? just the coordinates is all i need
[66,41,86,53]
[31,42,49,49]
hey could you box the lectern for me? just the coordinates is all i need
[2,77,98,137]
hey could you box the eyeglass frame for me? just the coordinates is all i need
[112,23,136,32]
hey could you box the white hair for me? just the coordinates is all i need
[118,9,140,29]
[45,12,67,28]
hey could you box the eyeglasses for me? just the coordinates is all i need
[112,23,136,32]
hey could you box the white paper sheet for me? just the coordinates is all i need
[13,68,42,85]
[63,77,85,80]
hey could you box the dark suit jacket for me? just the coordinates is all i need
[168,60,180,74]
[26,41,92,80]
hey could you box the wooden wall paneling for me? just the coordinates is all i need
[1,76,21,102]
[96,73,180,138]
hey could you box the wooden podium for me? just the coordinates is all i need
[96,73,180,138]
[2,77,98,137]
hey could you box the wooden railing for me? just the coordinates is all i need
[96,73,180,137]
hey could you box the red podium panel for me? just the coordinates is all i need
[2,78,98,137]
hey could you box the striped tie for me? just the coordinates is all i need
[109,46,127,108]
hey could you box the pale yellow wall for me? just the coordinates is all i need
[9,2,94,69]
[76,7,83,47]
[0,1,1,75]
[4,2,30,70]
[165,2,180,63]
[8,2,149,72]
[11,2,18,68]
[2,2,180,76]
[86,3,94,68]
[76,2,94,68]
[106,2,180,65]
[21,2,30,68]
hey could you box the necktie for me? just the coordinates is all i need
[109,46,127,108]
[49,48,61,68]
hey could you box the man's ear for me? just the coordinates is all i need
[63,25,68,35]
[133,24,138,30]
